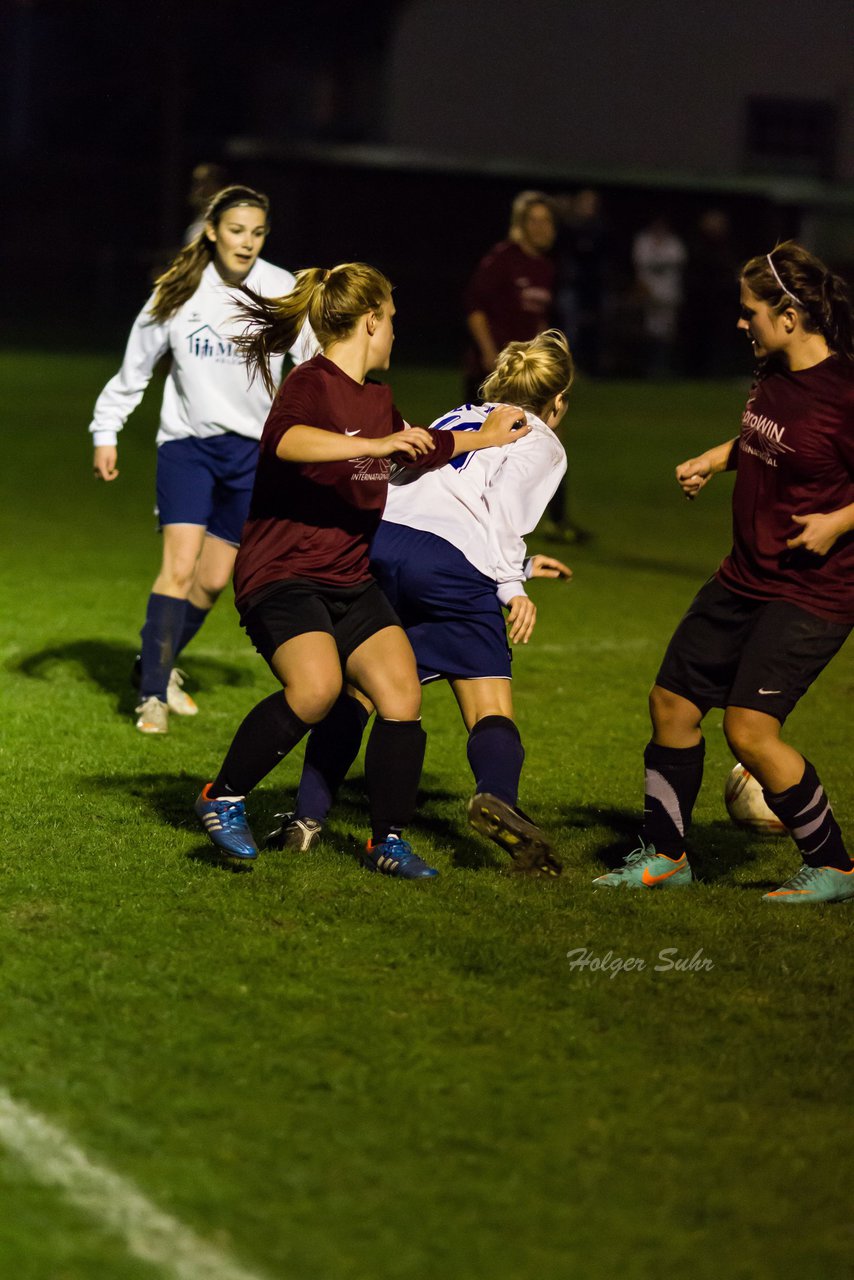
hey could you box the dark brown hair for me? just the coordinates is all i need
[741,241,854,361]
[148,185,270,323]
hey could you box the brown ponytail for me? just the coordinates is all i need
[148,185,270,323]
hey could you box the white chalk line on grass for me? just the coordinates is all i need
[0,1087,270,1280]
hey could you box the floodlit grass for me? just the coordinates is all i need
[1,351,852,1279]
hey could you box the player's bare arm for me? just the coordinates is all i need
[675,438,737,497]
[93,444,119,481]
[466,310,499,372]
[276,424,435,463]
[787,503,854,556]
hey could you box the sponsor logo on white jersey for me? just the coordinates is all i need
[186,324,241,363]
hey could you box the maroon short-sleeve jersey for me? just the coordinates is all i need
[464,241,556,379]
[716,356,854,622]
[233,355,454,609]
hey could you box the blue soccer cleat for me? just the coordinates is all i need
[763,862,854,904]
[362,835,438,880]
[593,841,693,889]
[195,784,258,862]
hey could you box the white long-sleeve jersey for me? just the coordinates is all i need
[385,403,566,605]
[88,259,316,448]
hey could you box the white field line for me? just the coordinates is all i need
[0,1088,270,1280]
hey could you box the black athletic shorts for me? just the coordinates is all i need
[240,578,401,668]
[655,576,851,725]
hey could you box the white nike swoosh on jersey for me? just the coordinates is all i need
[758,688,781,695]
[344,429,361,436]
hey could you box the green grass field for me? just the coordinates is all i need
[1,351,852,1280]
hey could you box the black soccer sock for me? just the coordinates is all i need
[296,694,371,823]
[365,717,427,844]
[641,739,706,857]
[466,715,525,807]
[173,602,210,662]
[763,760,852,871]
[139,593,187,700]
[211,692,311,799]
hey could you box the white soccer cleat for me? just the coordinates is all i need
[135,696,169,735]
[166,668,198,717]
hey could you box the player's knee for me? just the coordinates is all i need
[286,677,342,725]
[373,679,422,722]
[649,684,698,736]
[723,709,775,766]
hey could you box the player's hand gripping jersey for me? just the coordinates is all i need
[385,402,566,603]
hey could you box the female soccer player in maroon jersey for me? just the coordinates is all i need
[595,242,854,903]
[194,263,528,877]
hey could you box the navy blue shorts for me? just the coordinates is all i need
[370,522,511,682]
[155,434,259,545]
[656,576,851,725]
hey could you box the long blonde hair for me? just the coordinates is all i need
[481,329,574,417]
[235,262,394,394]
[148,185,270,323]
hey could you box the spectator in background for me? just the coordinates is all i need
[463,191,557,403]
[184,163,228,245]
[682,209,740,376]
[555,188,607,376]
[632,215,687,376]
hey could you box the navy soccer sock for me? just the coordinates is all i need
[763,759,851,871]
[466,715,525,807]
[641,739,706,857]
[211,693,311,799]
[139,593,187,701]
[173,602,210,662]
[296,694,371,823]
[365,718,427,844]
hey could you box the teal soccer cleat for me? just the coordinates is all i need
[593,842,693,889]
[763,863,854,904]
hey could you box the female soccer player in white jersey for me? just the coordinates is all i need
[594,242,854,903]
[88,185,314,735]
[193,262,529,878]
[273,329,574,875]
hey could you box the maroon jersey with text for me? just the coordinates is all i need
[233,355,454,609]
[716,356,854,622]
[464,240,555,379]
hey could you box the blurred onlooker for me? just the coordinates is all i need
[632,215,687,376]
[184,162,228,245]
[463,190,557,403]
[555,188,607,376]
[682,208,741,376]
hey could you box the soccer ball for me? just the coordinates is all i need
[724,763,787,836]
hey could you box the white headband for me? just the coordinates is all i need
[766,253,803,308]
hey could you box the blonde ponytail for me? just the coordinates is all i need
[234,262,394,395]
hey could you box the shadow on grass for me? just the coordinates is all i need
[11,638,254,712]
[557,802,786,885]
[84,767,506,876]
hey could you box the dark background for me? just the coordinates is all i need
[2,0,851,363]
